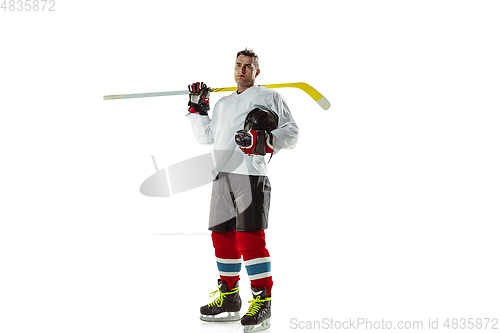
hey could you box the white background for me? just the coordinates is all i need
[1,1,499,332]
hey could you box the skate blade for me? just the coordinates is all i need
[200,312,241,322]
[243,318,271,332]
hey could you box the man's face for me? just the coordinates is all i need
[234,55,260,86]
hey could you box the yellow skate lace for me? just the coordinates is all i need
[207,286,239,308]
[245,295,271,316]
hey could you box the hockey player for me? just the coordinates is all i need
[186,48,299,332]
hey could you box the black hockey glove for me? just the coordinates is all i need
[235,130,274,156]
[188,82,210,116]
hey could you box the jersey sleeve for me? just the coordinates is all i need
[185,103,218,145]
[266,92,299,154]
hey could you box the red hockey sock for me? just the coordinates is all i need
[236,230,273,295]
[212,231,242,290]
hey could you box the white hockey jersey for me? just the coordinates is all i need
[186,85,299,176]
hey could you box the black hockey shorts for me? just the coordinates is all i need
[208,172,271,232]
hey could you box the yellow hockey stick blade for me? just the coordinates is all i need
[263,82,330,110]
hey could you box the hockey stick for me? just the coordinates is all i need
[103,82,330,110]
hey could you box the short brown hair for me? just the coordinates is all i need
[236,48,260,69]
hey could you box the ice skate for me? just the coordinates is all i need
[200,280,242,322]
[241,286,271,332]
